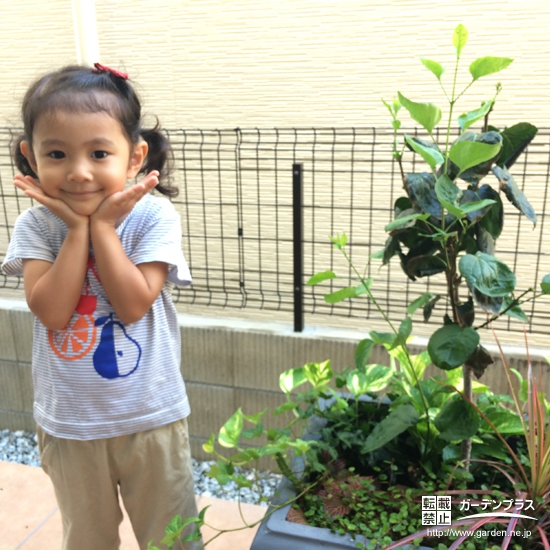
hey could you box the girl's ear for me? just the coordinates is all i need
[127,140,148,178]
[20,141,38,173]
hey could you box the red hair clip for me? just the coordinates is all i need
[92,62,128,80]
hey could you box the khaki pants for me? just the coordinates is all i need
[37,418,203,550]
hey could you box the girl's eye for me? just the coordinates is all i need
[47,151,65,159]
[91,151,108,159]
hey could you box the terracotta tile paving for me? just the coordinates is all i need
[0,461,265,550]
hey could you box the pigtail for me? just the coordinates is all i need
[139,122,178,198]
[12,134,38,179]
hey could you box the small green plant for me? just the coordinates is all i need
[378,23,543,465]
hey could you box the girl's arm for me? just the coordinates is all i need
[90,173,167,324]
[15,176,89,330]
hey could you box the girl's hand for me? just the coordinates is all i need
[90,171,159,227]
[14,174,88,230]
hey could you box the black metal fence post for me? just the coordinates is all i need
[293,163,304,332]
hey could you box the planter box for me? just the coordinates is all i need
[251,396,431,550]
[251,475,368,549]
[250,475,432,550]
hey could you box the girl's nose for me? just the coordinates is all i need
[67,159,93,182]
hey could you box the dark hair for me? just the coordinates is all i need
[13,65,177,197]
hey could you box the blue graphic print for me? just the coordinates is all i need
[93,313,142,379]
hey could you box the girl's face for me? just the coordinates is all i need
[21,109,147,217]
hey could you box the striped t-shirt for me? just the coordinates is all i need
[2,193,192,440]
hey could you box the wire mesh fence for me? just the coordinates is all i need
[1,126,550,341]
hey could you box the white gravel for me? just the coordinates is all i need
[0,429,281,506]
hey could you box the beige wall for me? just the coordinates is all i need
[1,1,550,129]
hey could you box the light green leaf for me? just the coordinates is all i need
[330,233,348,249]
[470,56,513,81]
[307,270,336,286]
[448,140,502,175]
[407,292,435,315]
[279,367,307,393]
[452,24,468,56]
[324,286,358,304]
[458,101,493,131]
[218,408,243,448]
[398,92,442,134]
[404,134,444,169]
[420,57,445,81]
[242,409,267,424]
[459,252,516,297]
[385,212,430,232]
[303,360,333,390]
[347,364,393,395]
[458,199,496,214]
[355,278,373,296]
[202,433,215,454]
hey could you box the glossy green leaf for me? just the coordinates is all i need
[404,134,444,169]
[404,172,442,219]
[469,56,513,81]
[355,338,375,369]
[478,185,504,239]
[420,57,445,80]
[407,292,435,315]
[435,174,461,204]
[435,398,481,441]
[452,24,468,56]
[448,140,502,175]
[492,165,537,225]
[362,403,419,453]
[500,297,529,323]
[459,252,516,297]
[423,294,441,322]
[541,274,550,294]
[279,367,307,394]
[480,405,524,434]
[458,100,493,131]
[307,270,336,286]
[499,122,538,169]
[218,408,243,448]
[428,324,480,370]
[397,92,442,134]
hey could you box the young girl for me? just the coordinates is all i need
[1,64,202,550]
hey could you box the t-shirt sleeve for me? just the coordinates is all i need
[1,208,56,276]
[127,200,192,287]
